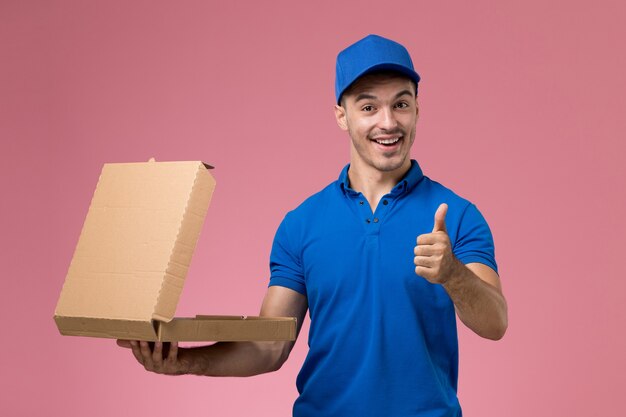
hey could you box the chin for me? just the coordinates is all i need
[374,156,409,172]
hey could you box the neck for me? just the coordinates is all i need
[347,157,412,211]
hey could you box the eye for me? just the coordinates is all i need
[394,102,409,109]
[362,105,374,112]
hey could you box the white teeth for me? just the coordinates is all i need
[375,137,400,145]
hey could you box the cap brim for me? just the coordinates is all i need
[337,63,421,104]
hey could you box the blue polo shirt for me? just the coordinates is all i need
[269,160,497,417]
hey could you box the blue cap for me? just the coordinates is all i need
[335,34,421,104]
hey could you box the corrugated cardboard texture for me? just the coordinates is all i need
[159,316,298,342]
[55,317,158,340]
[55,161,215,324]
[54,160,297,342]
[54,316,297,342]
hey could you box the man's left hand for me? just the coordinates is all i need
[414,203,463,284]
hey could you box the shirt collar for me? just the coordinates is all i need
[338,159,424,197]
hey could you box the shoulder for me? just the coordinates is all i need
[271,180,342,256]
[408,175,492,237]
[412,175,474,211]
[282,180,340,223]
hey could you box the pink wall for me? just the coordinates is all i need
[1,0,624,415]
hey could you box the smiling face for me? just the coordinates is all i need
[335,72,419,177]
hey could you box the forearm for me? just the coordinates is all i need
[178,341,289,377]
[122,287,307,377]
[442,261,508,340]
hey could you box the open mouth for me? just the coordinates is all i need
[372,136,402,147]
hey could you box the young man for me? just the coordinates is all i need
[119,34,507,416]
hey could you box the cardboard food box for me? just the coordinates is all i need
[54,159,296,342]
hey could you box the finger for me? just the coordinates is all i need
[416,233,441,246]
[415,265,434,280]
[130,341,144,365]
[139,341,153,366]
[117,339,132,349]
[152,342,163,363]
[432,203,448,233]
[414,244,437,256]
[167,342,179,363]
[414,255,434,268]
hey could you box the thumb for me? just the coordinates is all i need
[432,203,448,233]
[116,339,133,349]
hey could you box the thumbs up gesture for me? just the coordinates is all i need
[414,203,461,284]
[432,203,448,234]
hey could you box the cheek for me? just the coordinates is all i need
[346,120,366,138]
[348,128,367,147]
[401,117,417,137]
[351,118,374,136]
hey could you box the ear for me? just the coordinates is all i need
[415,96,420,122]
[334,104,348,131]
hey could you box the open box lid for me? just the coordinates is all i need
[54,159,296,341]
[55,159,215,339]
[54,159,297,342]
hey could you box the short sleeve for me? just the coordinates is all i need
[453,203,498,274]
[268,214,307,295]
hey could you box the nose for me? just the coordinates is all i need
[377,107,398,131]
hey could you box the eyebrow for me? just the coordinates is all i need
[354,89,415,103]
[355,93,377,102]
[394,89,415,99]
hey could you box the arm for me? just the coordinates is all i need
[414,204,508,340]
[442,262,507,340]
[117,286,308,376]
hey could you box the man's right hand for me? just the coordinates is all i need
[117,340,189,375]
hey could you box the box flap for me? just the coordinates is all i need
[55,160,215,325]
[54,315,297,342]
[54,316,159,341]
[152,162,215,322]
[157,316,297,342]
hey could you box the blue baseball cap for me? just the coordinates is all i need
[335,34,421,104]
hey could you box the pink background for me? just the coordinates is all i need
[1,0,625,415]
